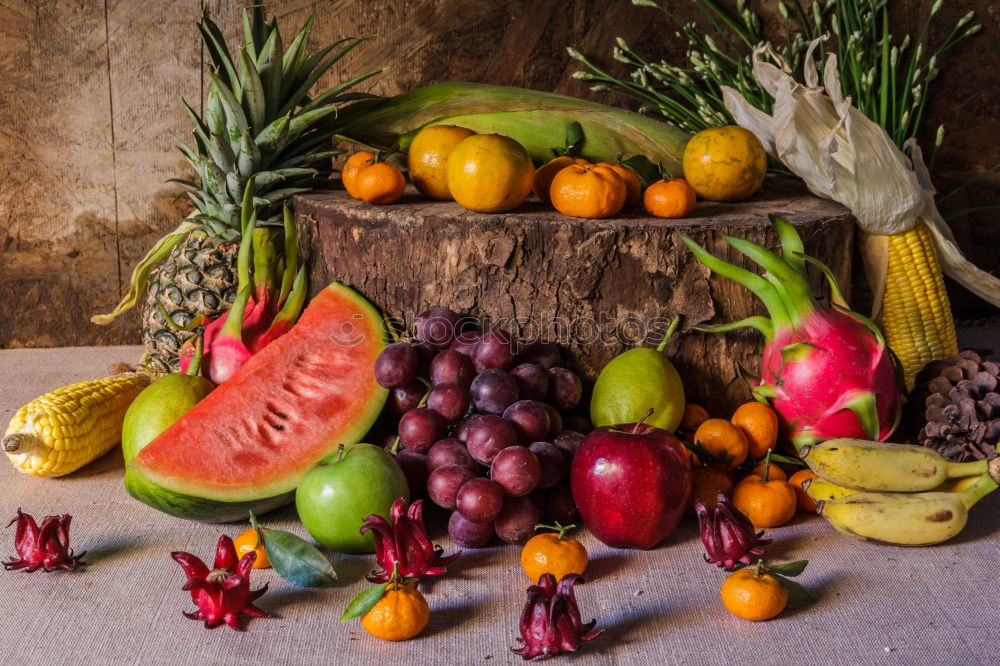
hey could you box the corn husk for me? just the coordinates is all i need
[721,40,1000,317]
[337,82,690,176]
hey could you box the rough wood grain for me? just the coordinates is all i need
[0,0,996,348]
[296,180,855,414]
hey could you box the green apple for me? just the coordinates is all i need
[295,443,410,553]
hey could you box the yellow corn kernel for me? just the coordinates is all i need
[3,373,150,477]
[882,221,958,388]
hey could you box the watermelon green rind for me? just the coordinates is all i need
[124,468,293,523]
[125,281,389,522]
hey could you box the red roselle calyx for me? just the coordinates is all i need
[695,492,771,570]
[512,573,602,661]
[3,508,85,572]
[171,535,269,630]
[361,498,460,583]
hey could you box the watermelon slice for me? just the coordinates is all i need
[125,281,388,522]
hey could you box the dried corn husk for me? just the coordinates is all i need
[337,82,690,176]
[721,40,1000,317]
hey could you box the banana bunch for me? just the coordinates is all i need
[800,439,1000,546]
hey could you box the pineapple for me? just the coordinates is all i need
[92,5,378,374]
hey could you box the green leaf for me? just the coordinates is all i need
[771,572,815,602]
[765,559,808,577]
[682,439,727,466]
[341,584,388,621]
[239,46,267,133]
[249,511,338,588]
[769,453,805,466]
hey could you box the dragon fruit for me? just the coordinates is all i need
[682,216,904,450]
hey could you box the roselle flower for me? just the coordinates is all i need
[171,535,268,630]
[3,508,85,572]
[695,492,771,570]
[361,498,460,583]
[512,573,602,661]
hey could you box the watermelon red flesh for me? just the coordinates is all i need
[129,281,387,507]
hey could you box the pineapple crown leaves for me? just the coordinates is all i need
[173,6,380,231]
[92,5,380,326]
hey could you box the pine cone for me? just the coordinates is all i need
[910,350,1000,462]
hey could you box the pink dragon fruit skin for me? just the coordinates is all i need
[683,215,905,451]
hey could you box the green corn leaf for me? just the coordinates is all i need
[239,46,266,133]
[341,585,387,621]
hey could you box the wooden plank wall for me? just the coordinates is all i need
[0,0,997,349]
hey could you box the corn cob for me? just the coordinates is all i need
[337,82,691,179]
[4,373,150,477]
[882,220,958,388]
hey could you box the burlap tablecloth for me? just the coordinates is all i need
[1,346,996,666]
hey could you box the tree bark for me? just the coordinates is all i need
[295,180,855,416]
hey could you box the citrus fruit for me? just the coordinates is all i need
[590,347,685,433]
[361,584,430,641]
[533,156,589,202]
[521,527,588,583]
[233,528,271,569]
[685,466,735,515]
[596,162,642,207]
[788,469,819,513]
[550,164,627,218]
[446,134,534,213]
[342,151,375,199]
[356,161,406,205]
[731,401,779,460]
[408,125,476,200]
[680,403,710,432]
[732,475,797,528]
[643,178,696,217]
[749,461,787,482]
[721,568,788,621]
[682,126,766,201]
[693,419,749,469]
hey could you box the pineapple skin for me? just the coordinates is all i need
[139,232,239,374]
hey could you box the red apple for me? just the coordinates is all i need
[570,421,692,549]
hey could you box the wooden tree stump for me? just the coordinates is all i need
[295,180,854,416]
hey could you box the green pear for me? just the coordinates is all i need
[590,316,686,432]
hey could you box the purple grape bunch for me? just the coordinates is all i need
[372,307,588,548]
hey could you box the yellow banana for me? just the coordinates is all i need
[816,467,998,546]
[804,473,983,504]
[801,438,989,492]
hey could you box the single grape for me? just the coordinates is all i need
[427,438,478,472]
[448,511,494,548]
[473,329,515,372]
[373,342,418,389]
[552,430,585,460]
[510,363,549,401]
[562,416,592,435]
[494,496,542,544]
[414,343,437,378]
[427,382,471,423]
[502,400,551,444]
[416,307,461,349]
[516,341,560,369]
[389,379,426,415]
[398,407,446,453]
[528,441,566,490]
[546,367,583,410]
[470,368,519,415]
[465,414,517,464]
[453,414,481,443]
[543,480,579,525]
[394,449,429,496]
[430,350,476,388]
[450,330,482,358]
[490,446,542,497]
[456,478,504,523]
[544,403,564,437]
[427,464,476,509]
